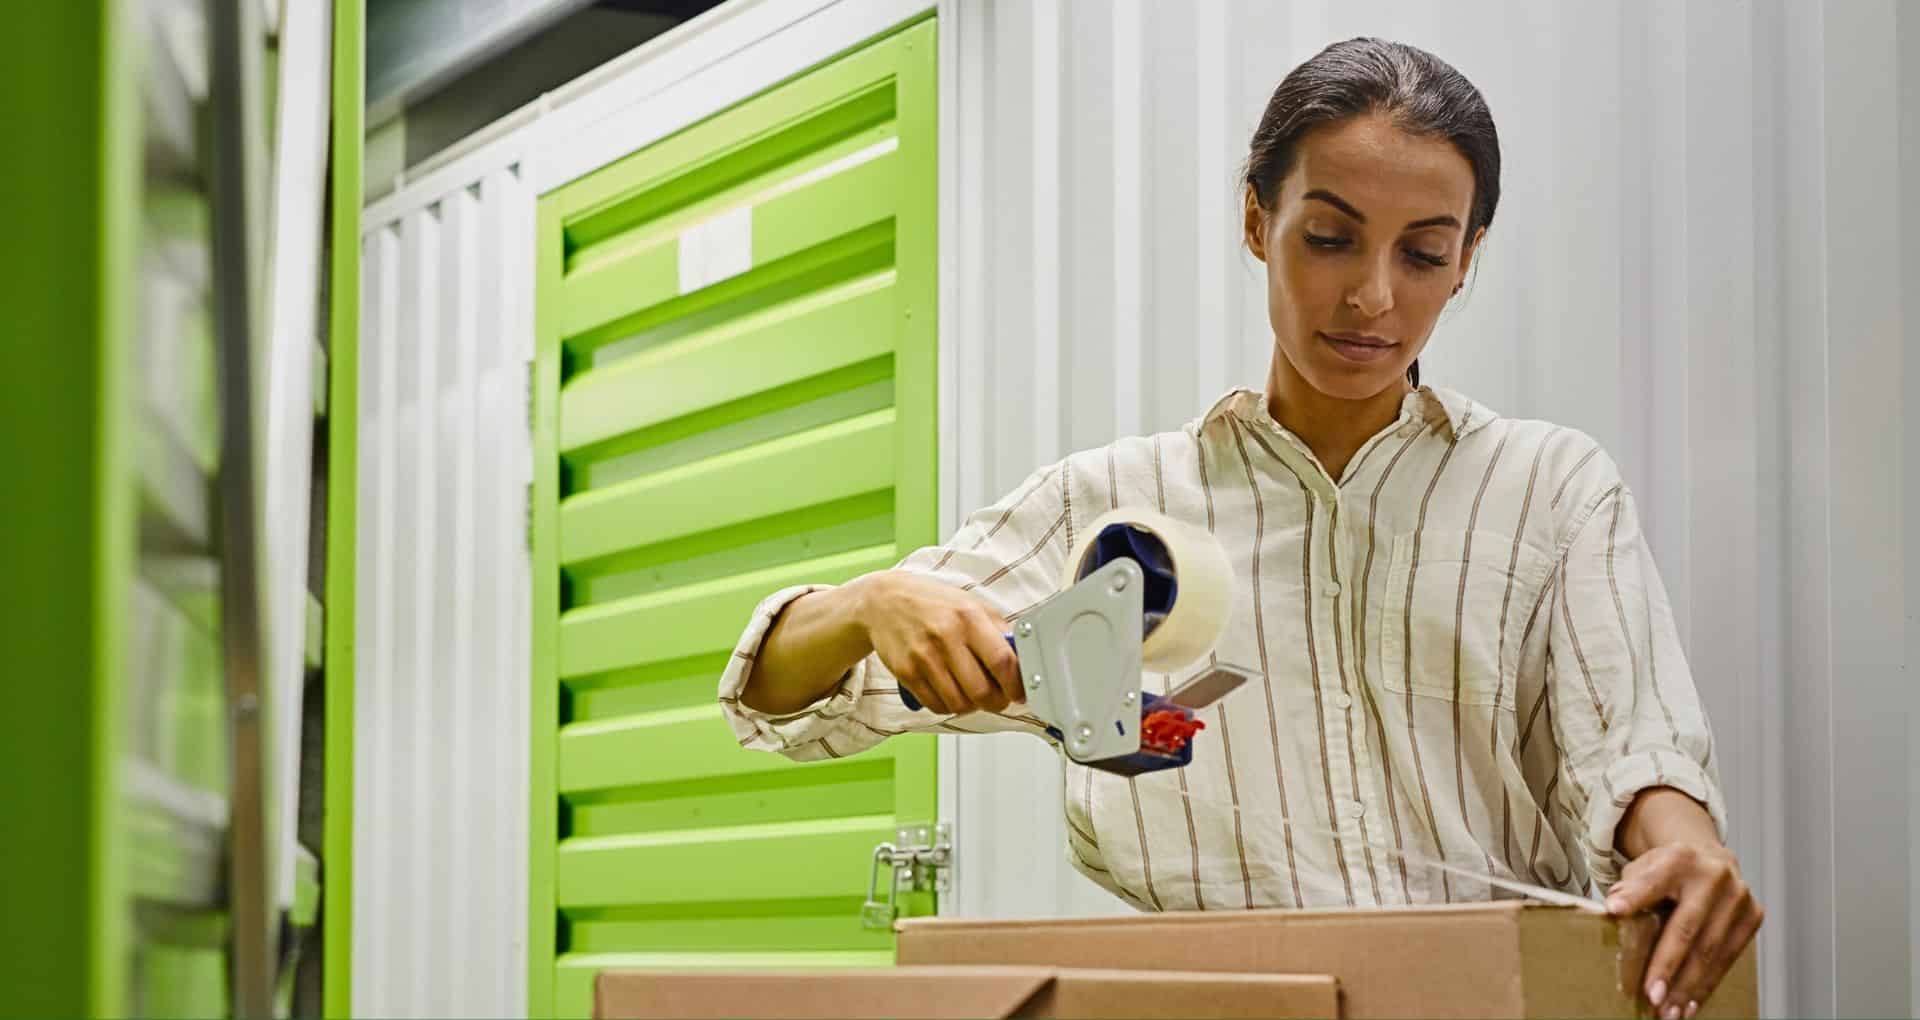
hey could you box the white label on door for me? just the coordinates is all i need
[677,205,753,295]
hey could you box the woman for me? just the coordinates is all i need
[721,37,1759,1017]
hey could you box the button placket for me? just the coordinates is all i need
[1324,496,1381,898]
[1319,495,1368,868]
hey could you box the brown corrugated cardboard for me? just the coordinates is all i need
[896,901,1757,1019]
[593,965,1341,1019]
[1012,968,1338,1018]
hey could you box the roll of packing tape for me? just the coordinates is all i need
[1064,508,1234,673]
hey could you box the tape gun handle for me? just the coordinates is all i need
[897,633,1019,712]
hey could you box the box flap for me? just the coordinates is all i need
[593,967,1055,1019]
[899,901,1527,1017]
[593,966,1341,1019]
[1517,905,1757,1019]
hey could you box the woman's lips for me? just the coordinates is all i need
[1319,331,1399,364]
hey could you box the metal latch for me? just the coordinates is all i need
[860,822,953,929]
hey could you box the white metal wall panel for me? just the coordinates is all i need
[263,0,332,914]
[941,1,1913,1016]
[353,174,533,1018]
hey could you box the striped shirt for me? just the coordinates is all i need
[718,385,1727,910]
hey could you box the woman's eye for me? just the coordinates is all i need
[1404,248,1449,268]
[1304,232,1349,250]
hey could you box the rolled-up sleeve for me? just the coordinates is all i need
[719,461,1076,761]
[1545,476,1729,892]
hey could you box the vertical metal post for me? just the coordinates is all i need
[205,0,275,1013]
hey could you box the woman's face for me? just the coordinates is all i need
[1245,112,1484,402]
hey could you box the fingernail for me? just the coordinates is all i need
[1685,1000,1699,1019]
[1648,979,1668,1007]
[1607,895,1629,915]
[1664,1006,1681,1020]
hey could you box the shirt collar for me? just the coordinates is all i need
[1202,384,1495,442]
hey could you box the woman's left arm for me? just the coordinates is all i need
[1542,470,1761,1020]
[1608,788,1764,1020]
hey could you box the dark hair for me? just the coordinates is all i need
[1244,38,1501,389]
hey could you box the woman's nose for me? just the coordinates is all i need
[1345,256,1395,318]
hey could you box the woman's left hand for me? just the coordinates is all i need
[1605,841,1764,1019]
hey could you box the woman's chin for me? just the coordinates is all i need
[1298,361,1407,402]
[1273,339,1412,402]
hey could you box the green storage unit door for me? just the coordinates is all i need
[529,18,941,1018]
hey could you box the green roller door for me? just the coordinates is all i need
[529,16,941,1017]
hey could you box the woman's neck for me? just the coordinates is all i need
[1264,355,1412,484]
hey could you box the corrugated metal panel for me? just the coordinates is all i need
[530,19,939,1017]
[943,2,1917,1015]
[942,0,1282,926]
[353,169,534,1018]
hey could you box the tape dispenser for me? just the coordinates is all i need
[901,508,1252,775]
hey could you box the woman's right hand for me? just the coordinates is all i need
[852,571,1026,715]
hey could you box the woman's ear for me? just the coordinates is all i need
[1243,185,1271,262]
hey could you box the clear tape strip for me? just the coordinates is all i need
[1168,787,1609,914]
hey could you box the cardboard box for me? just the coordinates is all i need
[593,965,1340,1018]
[897,902,1757,1019]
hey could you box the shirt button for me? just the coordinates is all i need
[1331,691,1353,710]
[1344,800,1366,820]
[1322,580,1342,598]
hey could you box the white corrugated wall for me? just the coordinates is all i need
[353,166,535,1018]
[941,1,1915,1017]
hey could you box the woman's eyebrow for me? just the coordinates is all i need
[1304,189,1367,221]
[1304,189,1461,232]
[1404,213,1461,231]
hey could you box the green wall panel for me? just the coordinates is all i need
[1,3,137,1014]
[530,16,941,1017]
[323,1,365,1013]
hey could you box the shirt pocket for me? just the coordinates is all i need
[1374,528,1551,712]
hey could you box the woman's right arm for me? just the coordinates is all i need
[719,460,1074,760]
[741,571,1024,717]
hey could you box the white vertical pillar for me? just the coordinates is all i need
[1193,0,1229,409]
[353,223,403,1017]
[485,167,532,1018]
[1031,0,1063,462]
[440,185,481,1016]
[1111,0,1144,440]
[1822,2,1910,1014]
[404,204,443,1018]
[261,0,331,916]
